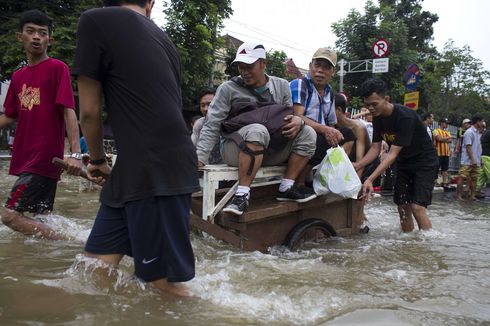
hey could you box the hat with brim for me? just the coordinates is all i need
[462,118,471,124]
[233,42,266,64]
[312,47,337,67]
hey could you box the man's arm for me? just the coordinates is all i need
[466,144,477,165]
[77,75,110,184]
[196,84,231,165]
[352,111,368,119]
[445,132,452,143]
[353,141,382,171]
[292,103,343,146]
[63,108,83,174]
[78,76,104,159]
[0,114,16,129]
[360,144,402,200]
[353,124,368,177]
[365,145,401,182]
[435,131,451,143]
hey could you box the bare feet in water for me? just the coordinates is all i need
[152,279,193,297]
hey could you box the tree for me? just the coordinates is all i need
[331,0,438,105]
[379,0,438,54]
[224,46,239,79]
[266,50,288,80]
[421,40,490,124]
[163,0,232,110]
[0,0,103,81]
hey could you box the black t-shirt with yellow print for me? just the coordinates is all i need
[372,104,437,169]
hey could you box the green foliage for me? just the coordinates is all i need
[420,40,490,124]
[0,0,103,81]
[224,46,239,78]
[163,0,232,110]
[266,50,288,79]
[332,0,489,123]
[379,0,438,54]
[347,96,364,112]
[332,0,429,103]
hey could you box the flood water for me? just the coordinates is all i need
[0,159,489,325]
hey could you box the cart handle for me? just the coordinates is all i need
[52,157,90,180]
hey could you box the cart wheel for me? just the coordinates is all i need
[283,219,337,251]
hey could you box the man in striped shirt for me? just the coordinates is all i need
[433,118,452,187]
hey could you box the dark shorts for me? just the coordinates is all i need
[438,156,449,172]
[5,173,57,214]
[394,165,437,207]
[85,195,195,283]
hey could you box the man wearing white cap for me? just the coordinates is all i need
[196,41,317,215]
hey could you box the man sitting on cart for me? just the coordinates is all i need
[289,47,352,188]
[196,41,317,216]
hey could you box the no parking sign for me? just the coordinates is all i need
[371,38,390,58]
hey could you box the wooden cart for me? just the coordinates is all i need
[190,165,365,253]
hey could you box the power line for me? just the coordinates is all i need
[226,18,317,55]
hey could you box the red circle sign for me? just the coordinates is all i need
[372,38,390,58]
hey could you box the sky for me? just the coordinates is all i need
[152,0,490,72]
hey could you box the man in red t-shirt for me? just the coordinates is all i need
[0,10,82,239]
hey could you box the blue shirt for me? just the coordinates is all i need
[289,74,337,126]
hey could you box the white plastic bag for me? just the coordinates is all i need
[313,146,362,199]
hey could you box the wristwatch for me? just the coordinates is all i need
[70,152,83,160]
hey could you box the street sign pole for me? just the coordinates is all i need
[337,38,390,94]
[339,58,345,92]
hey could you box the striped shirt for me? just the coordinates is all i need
[433,128,451,156]
[289,74,337,126]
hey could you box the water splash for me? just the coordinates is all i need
[35,214,91,242]
[33,254,148,297]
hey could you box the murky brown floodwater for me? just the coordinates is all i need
[0,159,489,325]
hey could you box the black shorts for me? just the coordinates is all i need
[5,173,57,214]
[438,156,449,172]
[394,165,438,207]
[85,195,195,283]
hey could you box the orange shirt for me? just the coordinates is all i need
[433,128,451,156]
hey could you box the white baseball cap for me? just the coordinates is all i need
[232,42,266,64]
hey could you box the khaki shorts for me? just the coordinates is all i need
[459,165,480,181]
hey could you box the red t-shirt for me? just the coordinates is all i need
[4,58,75,179]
